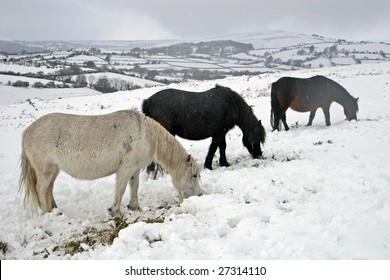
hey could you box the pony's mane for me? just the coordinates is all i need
[219,86,258,131]
[215,85,265,143]
[144,114,189,175]
[214,84,230,90]
[214,84,253,111]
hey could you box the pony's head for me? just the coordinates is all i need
[242,120,266,159]
[345,97,359,121]
[172,155,202,199]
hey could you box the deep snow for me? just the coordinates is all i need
[0,62,389,259]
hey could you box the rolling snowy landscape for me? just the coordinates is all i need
[1,58,389,259]
[1,31,390,260]
[2,31,390,89]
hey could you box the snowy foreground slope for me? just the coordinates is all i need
[0,63,389,260]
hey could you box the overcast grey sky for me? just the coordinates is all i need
[1,0,389,42]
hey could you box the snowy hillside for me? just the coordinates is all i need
[1,30,389,90]
[0,62,389,259]
[209,30,330,49]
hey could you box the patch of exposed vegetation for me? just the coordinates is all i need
[145,217,165,224]
[0,241,10,255]
[50,209,170,257]
[270,153,301,162]
[313,139,334,145]
[57,217,130,256]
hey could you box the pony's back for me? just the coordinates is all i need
[22,110,147,180]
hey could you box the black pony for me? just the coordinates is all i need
[271,75,359,131]
[142,85,266,170]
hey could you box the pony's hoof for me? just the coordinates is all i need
[204,165,212,170]
[108,207,123,218]
[127,205,142,211]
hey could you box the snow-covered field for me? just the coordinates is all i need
[72,72,164,88]
[0,62,389,260]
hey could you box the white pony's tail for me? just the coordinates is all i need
[18,142,40,215]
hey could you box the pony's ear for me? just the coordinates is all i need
[356,97,359,102]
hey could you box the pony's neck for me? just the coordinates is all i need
[330,86,353,108]
[146,117,186,177]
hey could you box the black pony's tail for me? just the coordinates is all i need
[141,98,151,117]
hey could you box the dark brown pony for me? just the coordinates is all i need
[271,75,359,131]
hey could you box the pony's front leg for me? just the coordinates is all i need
[322,106,331,126]
[110,167,132,218]
[127,170,142,211]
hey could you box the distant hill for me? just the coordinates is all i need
[0,40,178,54]
[0,40,45,54]
[0,30,337,54]
[148,40,254,56]
[208,30,333,49]
[2,30,389,54]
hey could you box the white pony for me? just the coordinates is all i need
[19,109,202,217]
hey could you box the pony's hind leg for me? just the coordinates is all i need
[46,167,59,211]
[37,163,59,214]
[204,137,219,170]
[272,111,281,131]
[271,90,282,131]
[281,114,289,131]
[127,170,141,211]
[272,109,288,131]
